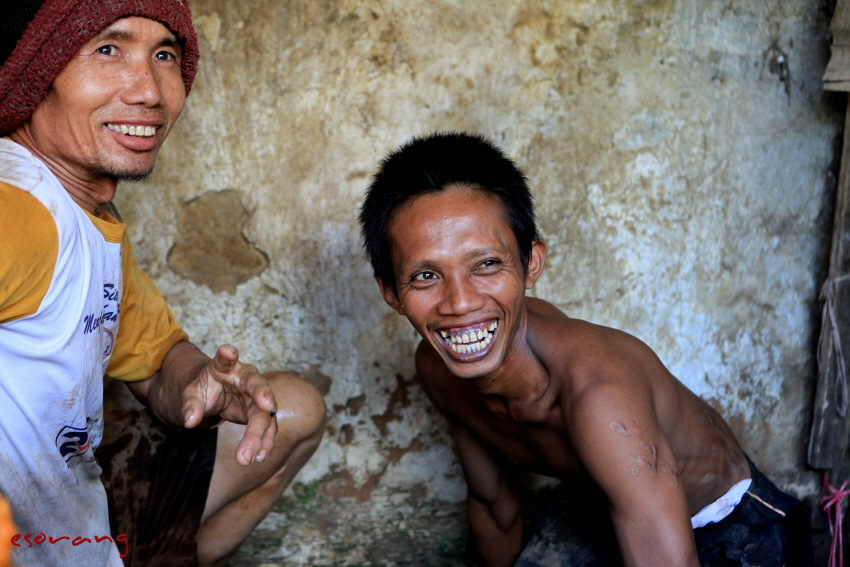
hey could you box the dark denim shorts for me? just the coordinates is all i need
[515,458,813,567]
[96,409,218,567]
[694,457,813,567]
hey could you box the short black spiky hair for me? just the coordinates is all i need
[359,131,540,296]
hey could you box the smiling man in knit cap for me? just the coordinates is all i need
[0,2,326,566]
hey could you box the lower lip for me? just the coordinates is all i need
[105,127,160,151]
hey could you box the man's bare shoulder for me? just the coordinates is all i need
[526,303,662,388]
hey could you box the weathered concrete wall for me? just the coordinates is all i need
[113,0,842,564]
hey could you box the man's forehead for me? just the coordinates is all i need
[388,188,517,263]
[391,187,509,234]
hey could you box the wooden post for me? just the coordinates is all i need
[808,98,850,479]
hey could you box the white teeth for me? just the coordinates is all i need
[107,124,157,137]
[442,320,500,355]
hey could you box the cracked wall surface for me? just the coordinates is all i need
[112,0,842,564]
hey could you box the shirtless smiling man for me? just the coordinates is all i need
[359,132,812,567]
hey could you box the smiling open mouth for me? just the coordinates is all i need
[438,321,498,354]
[106,123,157,137]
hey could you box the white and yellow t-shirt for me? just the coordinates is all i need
[0,138,187,566]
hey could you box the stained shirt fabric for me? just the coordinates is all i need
[0,138,187,566]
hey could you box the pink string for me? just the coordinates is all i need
[820,475,850,567]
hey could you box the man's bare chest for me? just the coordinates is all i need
[459,401,583,477]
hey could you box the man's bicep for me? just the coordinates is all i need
[450,422,514,504]
[567,383,698,563]
[0,183,58,322]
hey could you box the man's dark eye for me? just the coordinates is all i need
[156,51,176,61]
[97,45,117,55]
[412,271,436,282]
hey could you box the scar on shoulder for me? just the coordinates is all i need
[608,420,644,436]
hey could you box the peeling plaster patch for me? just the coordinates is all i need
[195,12,222,49]
[335,394,367,416]
[167,190,268,293]
[321,438,422,502]
[321,468,382,502]
[339,424,354,445]
[371,374,414,434]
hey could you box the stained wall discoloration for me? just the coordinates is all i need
[167,189,268,293]
[112,0,841,563]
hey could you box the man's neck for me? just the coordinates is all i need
[9,127,116,218]
[470,307,551,404]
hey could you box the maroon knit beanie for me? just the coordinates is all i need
[0,0,199,135]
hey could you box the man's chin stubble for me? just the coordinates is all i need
[91,162,156,183]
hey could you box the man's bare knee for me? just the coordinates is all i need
[264,371,327,449]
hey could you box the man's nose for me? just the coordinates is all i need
[121,59,162,106]
[439,277,484,316]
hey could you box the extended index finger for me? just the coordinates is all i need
[209,344,240,375]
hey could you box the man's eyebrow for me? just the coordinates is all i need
[466,247,496,259]
[403,260,438,275]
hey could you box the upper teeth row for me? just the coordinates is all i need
[439,321,498,344]
[107,124,157,137]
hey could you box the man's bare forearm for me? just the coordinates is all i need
[467,495,523,567]
[126,340,211,427]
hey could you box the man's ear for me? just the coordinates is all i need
[376,277,404,315]
[524,240,547,290]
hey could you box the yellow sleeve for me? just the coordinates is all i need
[0,182,58,323]
[107,236,189,382]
